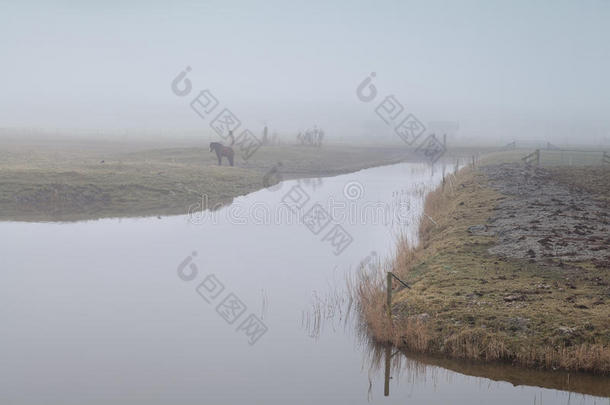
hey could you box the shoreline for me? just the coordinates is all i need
[0,142,419,223]
[0,136,506,223]
[356,161,610,374]
[0,157,414,225]
[366,342,610,398]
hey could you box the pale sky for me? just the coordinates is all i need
[1,0,609,144]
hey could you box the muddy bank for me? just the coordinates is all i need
[475,163,609,266]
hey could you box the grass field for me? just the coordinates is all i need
[0,136,425,222]
[2,136,605,222]
[538,149,608,166]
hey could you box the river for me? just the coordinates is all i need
[1,162,607,404]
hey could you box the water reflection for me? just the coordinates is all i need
[302,266,610,402]
[369,341,610,401]
[296,176,324,191]
[1,162,607,404]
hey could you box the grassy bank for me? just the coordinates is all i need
[0,136,417,222]
[355,162,610,374]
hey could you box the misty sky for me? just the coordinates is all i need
[1,0,609,143]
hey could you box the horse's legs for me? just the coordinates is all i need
[217,152,222,165]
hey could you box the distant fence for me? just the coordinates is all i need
[522,149,609,167]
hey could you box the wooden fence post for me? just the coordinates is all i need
[387,272,392,323]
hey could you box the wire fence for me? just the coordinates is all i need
[522,149,609,167]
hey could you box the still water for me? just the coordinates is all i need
[0,163,607,404]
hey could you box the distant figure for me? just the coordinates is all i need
[227,130,235,146]
[262,126,269,145]
[297,127,325,146]
[304,130,312,145]
[209,142,234,166]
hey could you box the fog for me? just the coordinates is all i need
[1,0,609,145]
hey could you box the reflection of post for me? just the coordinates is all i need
[384,345,391,396]
[386,272,392,322]
[385,273,393,397]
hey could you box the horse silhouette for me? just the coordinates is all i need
[210,142,234,166]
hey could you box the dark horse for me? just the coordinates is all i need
[209,142,234,166]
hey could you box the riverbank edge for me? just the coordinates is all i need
[356,164,610,375]
[0,149,410,223]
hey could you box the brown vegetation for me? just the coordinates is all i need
[355,165,610,374]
